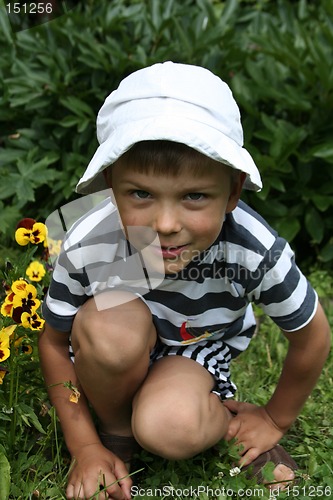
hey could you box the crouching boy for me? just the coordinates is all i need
[39,62,331,500]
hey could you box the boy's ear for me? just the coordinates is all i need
[103,168,112,187]
[226,171,246,213]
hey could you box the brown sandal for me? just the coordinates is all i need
[242,444,298,484]
[98,431,142,464]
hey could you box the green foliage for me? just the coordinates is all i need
[0,225,69,499]
[0,448,11,500]
[231,0,333,267]
[0,0,332,270]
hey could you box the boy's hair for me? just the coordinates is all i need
[111,140,239,184]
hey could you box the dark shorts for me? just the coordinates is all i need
[150,338,237,399]
[69,336,236,399]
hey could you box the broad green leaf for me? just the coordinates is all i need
[318,238,333,263]
[172,18,192,56]
[219,0,239,30]
[0,2,13,45]
[275,217,301,242]
[59,115,81,128]
[0,179,17,200]
[8,91,43,108]
[0,451,10,500]
[311,144,333,163]
[267,177,285,193]
[59,96,95,119]
[311,195,333,212]
[257,199,289,217]
[77,119,90,133]
[0,202,21,234]
[16,403,46,434]
[0,148,26,165]
[151,0,162,31]
[305,207,324,243]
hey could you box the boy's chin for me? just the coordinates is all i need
[163,259,190,275]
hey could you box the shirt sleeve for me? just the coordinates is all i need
[42,197,124,332]
[246,235,318,332]
[42,247,90,332]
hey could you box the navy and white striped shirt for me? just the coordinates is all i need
[43,199,317,359]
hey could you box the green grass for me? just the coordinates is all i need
[1,271,332,500]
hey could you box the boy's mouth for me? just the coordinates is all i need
[159,245,188,259]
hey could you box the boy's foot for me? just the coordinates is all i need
[98,431,142,469]
[243,444,297,489]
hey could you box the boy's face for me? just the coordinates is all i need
[107,161,244,274]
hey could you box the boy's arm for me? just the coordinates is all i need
[224,302,331,465]
[265,302,331,431]
[38,324,131,500]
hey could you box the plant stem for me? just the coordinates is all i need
[8,329,19,450]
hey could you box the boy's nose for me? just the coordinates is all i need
[152,206,182,235]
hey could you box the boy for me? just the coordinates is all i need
[39,62,330,500]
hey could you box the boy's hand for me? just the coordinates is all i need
[222,400,285,466]
[66,443,132,500]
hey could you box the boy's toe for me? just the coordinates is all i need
[272,463,295,490]
[242,444,297,489]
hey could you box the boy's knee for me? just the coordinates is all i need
[132,397,207,459]
[72,292,155,372]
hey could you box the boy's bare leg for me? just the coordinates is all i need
[71,291,157,437]
[132,356,232,459]
[71,293,232,458]
[132,356,295,485]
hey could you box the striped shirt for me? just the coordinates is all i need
[43,198,317,359]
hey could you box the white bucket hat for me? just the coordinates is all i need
[76,61,262,194]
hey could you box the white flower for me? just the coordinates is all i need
[229,466,241,477]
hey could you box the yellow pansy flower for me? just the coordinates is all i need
[0,369,8,384]
[1,325,17,339]
[69,390,81,404]
[15,219,47,246]
[21,311,45,331]
[11,279,35,296]
[0,332,10,362]
[26,261,46,282]
[12,284,40,312]
[46,238,62,257]
[1,292,15,317]
[14,337,33,355]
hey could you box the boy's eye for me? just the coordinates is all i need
[185,193,205,201]
[133,190,151,199]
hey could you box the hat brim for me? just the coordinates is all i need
[76,115,262,194]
